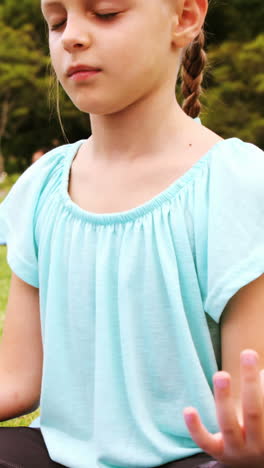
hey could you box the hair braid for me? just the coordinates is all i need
[181,30,207,118]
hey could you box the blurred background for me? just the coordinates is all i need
[0,0,263,176]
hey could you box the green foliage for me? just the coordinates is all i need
[0,17,52,169]
[206,0,264,43]
[0,1,263,171]
[0,246,11,327]
[0,1,89,171]
[0,173,20,193]
[0,22,48,90]
[0,0,47,51]
[203,35,264,147]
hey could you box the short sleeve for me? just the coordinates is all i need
[204,139,264,322]
[0,146,68,288]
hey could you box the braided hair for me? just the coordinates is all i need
[181,30,207,118]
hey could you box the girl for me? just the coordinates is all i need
[0,0,264,467]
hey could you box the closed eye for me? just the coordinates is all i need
[50,20,66,31]
[50,13,119,30]
[95,12,119,20]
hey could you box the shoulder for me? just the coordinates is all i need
[20,143,72,183]
[211,137,264,162]
[3,141,83,203]
[209,137,264,163]
[209,138,264,191]
[195,120,264,172]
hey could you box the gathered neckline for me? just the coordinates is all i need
[59,137,238,225]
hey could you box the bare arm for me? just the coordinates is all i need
[184,274,264,466]
[0,273,43,421]
[221,273,264,419]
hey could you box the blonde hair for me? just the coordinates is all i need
[48,63,69,143]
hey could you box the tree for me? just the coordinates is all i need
[0,3,89,172]
[0,1,263,171]
[202,35,264,148]
[206,0,264,44]
[0,19,50,171]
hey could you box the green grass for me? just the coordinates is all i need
[0,173,20,203]
[0,173,20,192]
[0,204,40,427]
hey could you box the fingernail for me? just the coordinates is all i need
[184,408,196,424]
[184,412,195,424]
[214,377,229,389]
[241,351,257,366]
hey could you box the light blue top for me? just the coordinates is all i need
[0,135,264,468]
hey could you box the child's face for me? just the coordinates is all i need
[41,0,179,115]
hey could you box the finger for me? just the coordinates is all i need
[213,371,244,450]
[183,407,223,459]
[241,350,264,446]
[260,369,264,393]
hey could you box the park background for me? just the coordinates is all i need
[0,0,264,426]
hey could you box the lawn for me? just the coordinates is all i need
[0,177,40,427]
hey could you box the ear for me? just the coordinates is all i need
[171,0,208,48]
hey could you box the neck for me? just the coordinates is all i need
[85,86,194,163]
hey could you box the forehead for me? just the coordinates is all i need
[41,0,131,9]
[40,0,165,18]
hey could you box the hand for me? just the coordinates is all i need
[183,350,264,467]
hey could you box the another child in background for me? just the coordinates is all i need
[0,0,264,467]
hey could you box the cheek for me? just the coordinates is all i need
[49,43,63,78]
[106,29,158,76]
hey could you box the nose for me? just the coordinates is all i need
[62,16,92,52]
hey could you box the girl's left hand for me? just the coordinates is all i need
[183,350,264,467]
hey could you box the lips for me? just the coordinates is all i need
[67,65,101,77]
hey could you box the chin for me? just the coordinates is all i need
[73,97,134,116]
